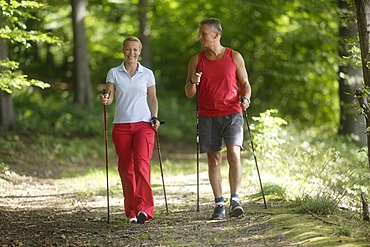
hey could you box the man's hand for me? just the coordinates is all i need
[240,96,250,111]
[190,71,202,85]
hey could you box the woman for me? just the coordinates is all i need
[99,36,160,224]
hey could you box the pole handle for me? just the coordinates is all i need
[151,117,165,125]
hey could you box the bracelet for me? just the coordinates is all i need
[189,79,195,84]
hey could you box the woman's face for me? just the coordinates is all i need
[123,41,141,64]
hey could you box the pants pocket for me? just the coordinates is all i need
[146,131,155,159]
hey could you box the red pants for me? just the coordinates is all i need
[112,122,155,220]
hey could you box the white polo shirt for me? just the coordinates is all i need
[106,62,155,124]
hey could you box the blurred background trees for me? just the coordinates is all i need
[0,0,366,144]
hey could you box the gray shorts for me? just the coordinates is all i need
[199,113,244,153]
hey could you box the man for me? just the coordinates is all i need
[184,18,252,220]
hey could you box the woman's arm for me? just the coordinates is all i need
[147,85,160,130]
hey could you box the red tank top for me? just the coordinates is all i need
[197,48,241,117]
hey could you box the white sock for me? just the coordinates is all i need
[231,197,240,203]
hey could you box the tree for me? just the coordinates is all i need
[338,0,366,145]
[0,15,17,131]
[354,0,370,165]
[139,0,151,67]
[71,0,92,108]
[0,0,58,131]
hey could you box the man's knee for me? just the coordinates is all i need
[227,145,241,155]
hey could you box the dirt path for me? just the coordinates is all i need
[0,169,294,247]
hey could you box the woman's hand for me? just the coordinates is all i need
[151,117,161,131]
[99,92,110,105]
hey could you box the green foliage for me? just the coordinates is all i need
[14,88,104,136]
[11,0,341,129]
[250,109,288,162]
[0,1,59,46]
[0,0,60,93]
[334,225,353,237]
[244,109,369,210]
[0,59,49,93]
[157,96,196,142]
[296,194,339,215]
[1,0,343,138]
[263,183,287,198]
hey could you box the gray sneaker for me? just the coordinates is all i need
[211,204,226,220]
[229,200,244,217]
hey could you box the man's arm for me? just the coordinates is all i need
[185,55,201,98]
[233,51,251,110]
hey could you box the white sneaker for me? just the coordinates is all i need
[128,217,137,223]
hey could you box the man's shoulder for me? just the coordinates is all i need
[231,49,243,61]
[189,53,201,64]
[193,52,203,58]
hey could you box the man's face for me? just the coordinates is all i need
[198,24,218,48]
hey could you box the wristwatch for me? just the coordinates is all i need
[240,96,250,104]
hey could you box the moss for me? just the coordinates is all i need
[254,209,370,246]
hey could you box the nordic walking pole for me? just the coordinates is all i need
[243,110,267,209]
[102,89,110,223]
[196,83,200,212]
[153,119,168,214]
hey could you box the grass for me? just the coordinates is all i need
[296,194,339,215]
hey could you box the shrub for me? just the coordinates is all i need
[296,194,339,215]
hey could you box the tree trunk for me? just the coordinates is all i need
[139,0,151,68]
[0,15,17,131]
[338,0,366,145]
[361,193,370,221]
[0,92,18,131]
[71,0,93,108]
[355,0,370,165]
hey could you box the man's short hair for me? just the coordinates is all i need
[200,18,222,35]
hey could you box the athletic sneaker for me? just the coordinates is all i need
[128,217,137,223]
[229,200,244,217]
[137,211,147,224]
[211,204,226,220]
